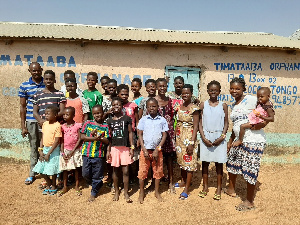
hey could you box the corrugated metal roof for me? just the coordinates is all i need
[290,29,300,40]
[0,22,300,50]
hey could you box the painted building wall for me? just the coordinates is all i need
[0,40,299,160]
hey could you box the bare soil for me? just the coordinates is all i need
[0,158,299,225]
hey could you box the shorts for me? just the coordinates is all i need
[107,146,133,167]
[138,149,164,180]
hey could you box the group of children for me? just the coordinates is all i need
[23,62,274,204]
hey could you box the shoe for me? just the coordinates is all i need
[179,192,189,200]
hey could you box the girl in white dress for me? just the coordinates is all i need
[199,80,229,200]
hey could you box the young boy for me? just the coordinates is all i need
[83,72,103,120]
[60,70,83,97]
[137,98,168,203]
[80,105,110,202]
[100,76,110,98]
[33,70,66,128]
[65,78,89,123]
[138,79,156,119]
[131,78,143,106]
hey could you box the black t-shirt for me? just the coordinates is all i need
[107,115,132,147]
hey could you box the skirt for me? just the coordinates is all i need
[33,146,60,176]
[59,148,83,171]
[226,142,265,185]
[107,146,133,167]
[176,141,199,172]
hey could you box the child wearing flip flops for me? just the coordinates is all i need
[58,107,83,197]
[199,81,228,200]
[33,106,62,195]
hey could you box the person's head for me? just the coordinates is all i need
[156,78,168,95]
[117,84,129,103]
[92,105,104,123]
[63,70,76,81]
[63,106,75,122]
[207,80,221,99]
[107,79,117,95]
[145,79,156,96]
[28,62,43,80]
[174,76,184,93]
[111,97,123,114]
[45,106,59,122]
[44,70,56,88]
[65,78,77,94]
[131,78,142,94]
[229,77,246,100]
[86,72,98,89]
[146,97,159,116]
[257,87,270,104]
[181,84,193,102]
[100,76,110,93]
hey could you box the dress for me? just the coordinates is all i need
[248,101,274,125]
[175,105,200,171]
[226,95,266,185]
[200,100,227,163]
[158,98,175,154]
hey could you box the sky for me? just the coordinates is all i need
[0,0,299,37]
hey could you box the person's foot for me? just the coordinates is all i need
[235,200,255,211]
[25,176,35,185]
[139,191,145,204]
[58,187,68,197]
[169,183,176,194]
[155,192,163,202]
[75,186,82,196]
[223,188,238,198]
[198,189,209,198]
[88,195,95,202]
[124,193,133,203]
[215,188,222,196]
[113,190,120,201]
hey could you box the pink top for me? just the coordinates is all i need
[62,123,82,150]
[248,104,268,125]
[122,102,138,131]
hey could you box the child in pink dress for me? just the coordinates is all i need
[59,107,83,196]
[232,87,275,147]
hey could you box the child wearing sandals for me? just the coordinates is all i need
[33,106,62,195]
[106,97,134,203]
[199,80,228,200]
[58,107,83,197]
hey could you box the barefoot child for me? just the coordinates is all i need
[107,97,134,203]
[137,98,168,203]
[232,87,274,147]
[58,107,83,197]
[199,80,228,200]
[33,106,62,195]
[80,105,110,202]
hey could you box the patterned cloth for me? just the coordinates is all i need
[66,97,90,123]
[175,105,200,171]
[122,102,138,131]
[59,148,83,171]
[33,146,60,175]
[18,77,45,122]
[82,89,103,120]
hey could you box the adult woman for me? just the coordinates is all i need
[226,77,267,211]
[175,84,200,200]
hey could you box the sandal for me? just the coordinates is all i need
[75,190,82,196]
[25,177,35,185]
[42,189,50,195]
[198,191,208,198]
[213,194,221,200]
[49,189,58,195]
[179,192,189,200]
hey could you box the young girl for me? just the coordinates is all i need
[58,107,83,197]
[107,97,134,203]
[199,80,228,200]
[232,87,274,147]
[155,78,176,193]
[33,106,62,195]
[131,78,143,106]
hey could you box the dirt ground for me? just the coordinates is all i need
[0,158,299,225]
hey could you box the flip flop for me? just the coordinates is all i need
[25,177,35,185]
[198,191,208,198]
[42,189,50,195]
[179,192,189,200]
[49,189,58,195]
[223,188,239,198]
[213,194,221,200]
[75,190,82,196]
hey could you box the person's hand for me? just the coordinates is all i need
[129,148,134,159]
[21,128,29,138]
[227,141,232,153]
[136,139,141,147]
[44,153,50,162]
[186,144,194,156]
[142,147,149,159]
[203,138,213,147]
[153,149,159,161]
[106,150,111,161]
[62,152,69,160]
[38,119,45,128]
[91,129,98,137]
[212,137,224,146]
[232,140,242,147]
[39,152,44,161]
[107,108,113,115]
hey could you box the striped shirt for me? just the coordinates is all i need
[33,90,66,120]
[80,121,110,158]
[18,77,45,122]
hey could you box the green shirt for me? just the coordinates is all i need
[83,89,103,119]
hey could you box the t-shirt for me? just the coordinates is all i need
[122,102,138,131]
[133,96,144,107]
[80,120,109,158]
[42,121,62,147]
[107,115,132,147]
[82,89,103,120]
[66,96,90,123]
[18,77,45,122]
[62,123,82,150]
[33,90,66,120]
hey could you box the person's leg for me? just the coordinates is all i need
[122,165,132,202]
[215,162,223,196]
[139,179,145,204]
[225,172,238,197]
[51,174,57,190]
[166,154,175,193]
[41,174,51,189]
[75,168,81,195]
[137,150,149,204]
[154,179,163,201]
[201,161,209,194]
[153,151,163,201]
[182,171,193,194]
[59,170,68,196]
[89,158,104,201]
[82,156,92,185]
[181,169,187,185]
[112,166,120,201]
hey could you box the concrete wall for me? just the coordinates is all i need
[1,40,299,160]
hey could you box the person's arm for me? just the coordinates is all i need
[60,132,68,160]
[227,129,235,152]
[186,109,200,155]
[20,97,29,138]
[138,129,149,159]
[213,103,229,146]
[128,124,134,158]
[198,102,213,147]
[134,107,139,127]
[38,134,44,161]
[153,131,167,161]
[44,137,60,161]
[138,108,143,120]
[33,104,44,127]
[258,108,275,122]
[58,101,66,118]
[83,113,88,123]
